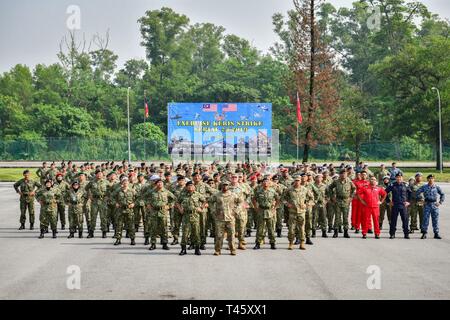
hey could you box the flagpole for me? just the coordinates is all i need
[127,87,131,164]
[143,90,146,161]
[296,121,299,162]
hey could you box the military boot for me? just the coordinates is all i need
[322,230,328,238]
[179,245,187,255]
[188,244,194,250]
[294,237,300,245]
[52,230,57,239]
[306,237,313,245]
[270,243,276,250]
[333,229,338,238]
[45,227,49,233]
[200,244,206,250]
[194,246,201,255]
[67,232,74,239]
[19,223,25,230]
[114,239,121,245]
[288,242,294,250]
[61,225,65,230]
[434,233,442,239]
[246,229,251,237]
[355,229,360,234]
[253,243,260,250]
[368,229,373,234]
[125,231,129,238]
[213,250,221,256]
[78,230,83,238]
[38,229,45,239]
[344,229,350,238]
[162,243,170,250]
[30,223,34,230]
[230,250,236,256]
[130,238,136,246]
[421,233,427,239]
[299,241,306,250]
[87,229,94,238]
[276,229,282,238]
[144,237,149,245]
[102,231,107,238]
[338,226,343,233]
[327,226,333,233]
[171,239,179,245]
[148,243,156,250]
[311,229,316,238]
[238,241,246,250]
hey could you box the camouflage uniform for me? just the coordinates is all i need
[53,179,70,228]
[65,188,85,235]
[86,178,108,233]
[253,187,279,245]
[133,181,147,230]
[105,180,119,232]
[311,182,328,233]
[304,182,316,238]
[36,187,61,232]
[114,187,136,240]
[409,182,424,231]
[179,191,206,247]
[229,183,250,245]
[36,167,48,185]
[194,181,215,246]
[13,178,40,227]
[210,190,241,254]
[78,180,91,229]
[147,188,175,245]
[283,185,314,244]
[327,178,356,231]
[273,182,287,235]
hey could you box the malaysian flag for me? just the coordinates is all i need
[202,103,218,112]
[222,103,237,112]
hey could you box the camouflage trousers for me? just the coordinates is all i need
[106,204,116,231]
[215,220,236,253]
[255,212,275,244]
[246,208,256,232]
[379,202,391,229]
[19,199,35,224]
[90,199,107,232]
[333,202,350,230]
[288,212,305,242]
[409,202,424,231]
[207,208,216,237]
[56,202,66,227]
[40,206,57,231]
[199,209,208,245]
[115,208,135,240]
[150,211,169,245]
[305,207,313,238]
[171,209,183,241]
[313,204,327,231]
[83,200,91,229]
[275,206,284,231]
[181,212,200,246]
[134,205,145,229]
[235,211,248,242]
[326,202,335,229]
[68,205,84,232]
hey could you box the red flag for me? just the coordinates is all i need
[296,92,302,124]
[144,97,149,118]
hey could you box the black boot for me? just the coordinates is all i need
[270,243,276,250]
[78,230,83,238]
[338,226,343,233]
[125,231,129,238]
[162,243,170,250]
[306,238,313,245]
[144,237,149,245]
[333,229,338,238]
[61,225,65,230]
[322,230,328,238]
[179,245,187,255]
[200,244,206,250]
[171,239,178,245]
[67,232,74,239]
[30,223,34,230]
[368,229,373,234]
[355,229,360,234]
[421,233,426,239]
[276,229,282,238]
[194,245,201,255]
[114,239,121,245]
[311,229,316,238]
[327,226,333,233]
[246,230,251,237]
[45,227,49,233]
[434,233,441,239]
[87,229,94,238]
[38,229,45,239]
[404,234,410,239]
[344,229,350,238]
[148,243,156,250]
[52,230,57,239]
[130,238,136,246]
[253,243,260,250]
[294,238,300,245]
[188,244,194,250]
[102,231,107,238]
[19,223,25,230]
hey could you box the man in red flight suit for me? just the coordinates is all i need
[352,171,370,233]
[358,176,387,239]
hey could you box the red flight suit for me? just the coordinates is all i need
[352,179,369,231]
[360,185,387,236]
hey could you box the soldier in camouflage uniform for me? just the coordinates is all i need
[105,172,119,236]
[66,181,85,238]
[408,172,425,233]
[133,173,147,233]
[46,162,58,182]
[192,172,215,250]
[311,173,328,238]
[36,179,60,239]
[327,169,356,238]
[86,170,108,238]
[279,168,293,232]
[246,175,259,236]
[304,173,316,245]
[206,178,218,238]
[36,162,48,185]
[170,176,187,245]
[147,179,176,250]
[177,181,206,256]
[77,173,91,232]
[252,177,279,250]
[379,176,392,229]
[283,174,314,250]
[229,173,250,250]
[14,170,41,230]
[323,170,335,233]
[210,181,241,255]
[53,173,69,230]
[374,164,389,186]
[271,175,286,238]
[114,177,136,245]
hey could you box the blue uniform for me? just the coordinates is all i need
[417,184,445,234]
[385,182,411,237]
[388,167,403,184]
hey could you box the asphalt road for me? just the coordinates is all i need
[0,182,449,300]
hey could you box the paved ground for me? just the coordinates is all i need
[0,182,449,300]
[0,160,448,168]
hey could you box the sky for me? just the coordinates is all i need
[0,0,449,73]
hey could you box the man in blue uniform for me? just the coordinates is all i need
[417,174,445,239]
[388,162,403,185]
[385,172,411,239]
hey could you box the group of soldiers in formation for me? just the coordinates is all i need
[13,160,445,256]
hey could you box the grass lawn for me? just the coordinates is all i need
[1,167,449,182]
